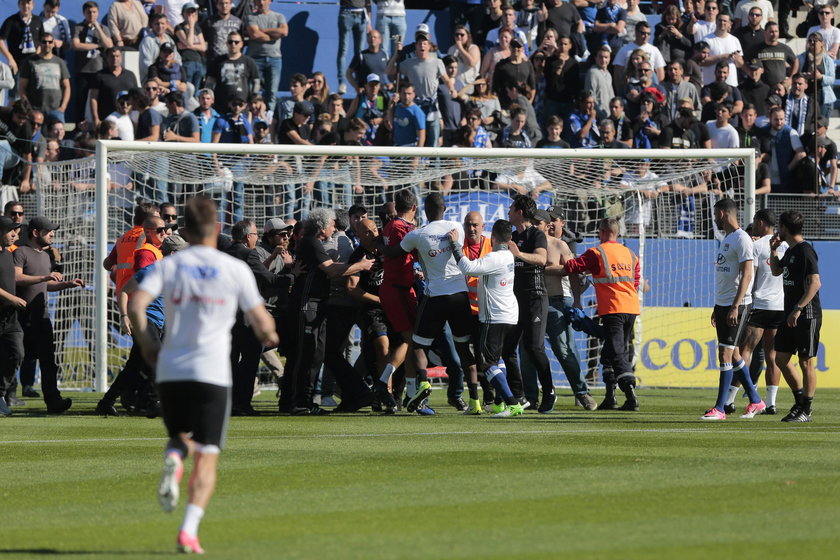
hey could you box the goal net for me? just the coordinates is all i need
[30,143,754,392]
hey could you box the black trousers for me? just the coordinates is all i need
[280,298,328,409]
[323,303,369,404]
[231,319,264,410]
[103,323,162,405]
[0,311,23,398]
[502,292,553,402]
[19,310,62,405]
[600,313,637,389]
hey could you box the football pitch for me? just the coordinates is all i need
[3,388,840,559]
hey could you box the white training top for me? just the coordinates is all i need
[401,219,467,297]
[752,234,787,311]
[138,245,264,387]
[715,228,754,307]
[456,248,518,325]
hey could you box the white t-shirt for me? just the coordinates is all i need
[401,219,467,297]
[706,120,740,149]
[808,25,840,51]
[456,248,518,325]
[105,112,135,141]
[703,33,742,86]
[138,245,264,387]
[735,0,774,27]
[752,234,786,311]
[693,19,716,42]
[715,228,754,307]
[614,41,666,70]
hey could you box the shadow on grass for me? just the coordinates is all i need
[0,549,169,556]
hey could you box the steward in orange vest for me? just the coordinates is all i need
[103,203,161,300]
[562,218,641,411]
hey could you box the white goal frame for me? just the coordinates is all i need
[93,141,755,391]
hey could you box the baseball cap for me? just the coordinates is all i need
[115,90,131,101]
[766,94,783,107]
[182,2,199,12]
[161,234,188,255]
[263,218,293,234]
[533,209,551,223]
[29,216,59,232]
[293,100,314,116]
[510,37,524,49]
[159,43,175,53]
[545,206,566,221]
[0,216,21,232]
[415,23,431,40]
[818,116,829,128]
[747,58,763,70]
[366,73,381,84]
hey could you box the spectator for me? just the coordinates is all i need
[702,12,743,87]
[72,1,113,123]
[706,101,740,151]
[245,0,287,115]
[631,91,668,148]
[660,105,710,149]
[608,96,634,146]
[613,22,666,86]
[107,0,148,49]
[621,160,667,236]
[808,5,840,58]
[476,0,505,49]
[734,0,774,28]
[662,59,700,121]
[504,81,540,143]
[739,59,770,117]
[539,0,583,44]
[390,81,425,147]
[275,73,308,125]
[732,5,765,61]
[737,103,770,158]
[212,96,253,227]
[277,100,313,146]
[492,37,534,107]
[542,34,580,120]
[347,29,390,91]
[584,46,614,119]
[105,90,135,141]
[161,90,200,143]
[143,79,168,115]
[465,107,492,148]
[686,41,709,95]
[174,2,207,96]
[688,0,717,42]
[537,115,570,148]
[446,25,480,94]
[305,71,331,114]
[0,99,35,191]
[18,32,70,123]
[203,0,242,61]
[337,0,370,95]
[799,116,839,193]
[700,61,744,121]
[147,44,187,97]
[517,0,541,48]
[798,32,836,118]
[205,31,259,113]
[565,91,599,148]
[193,88,219,143]
[591,0,626,55]
[598,118,630,149]
[390,22,439,67]
[439,56,463,145]
[139,13,179,84]
[756,21,798,88]
[478,27,512,87]
[625,60,665,119]
[39,0,70,53]
[785,73,817,136]
[766,106,806,193]
[485,3,529,51]
[622,0,647,45]
[133,90,165,201]
[348,73,388,125]
[374,0,406,58]
[0,0,44,79]
[246,93,271,129]
[496,106,531,148]
[154,0,189,29]
[653,4,692,63]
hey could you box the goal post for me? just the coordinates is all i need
[87,141,755,392]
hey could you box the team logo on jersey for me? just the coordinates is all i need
[428,245,453,257]
[723,243,729,252]
[716,253,726,265]
[500,279,508,286]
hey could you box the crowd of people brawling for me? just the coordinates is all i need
[1,0,839,225]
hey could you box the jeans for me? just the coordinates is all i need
[376,15,407,62]
[0,140,17,171]
[338,10,366,87]
[546,295,588,395]
[183,60,207,97]
[425,117,441,147]
[220,181,245,231]
[253,56,282,114]
[45,110,65,123]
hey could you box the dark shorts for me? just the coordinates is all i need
[477,322,514,369]
[158,381,231,448]
[379,283,417,333]
[362,307,391,339]
[775,317,822,358]
[714,304,750,348]
[748,308,786,329]
[413,292,473,347]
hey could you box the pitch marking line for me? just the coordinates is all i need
[1,427,838,445]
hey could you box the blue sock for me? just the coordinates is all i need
[715,364,734,411]
[734,360,761,403]
[486,366,515,402]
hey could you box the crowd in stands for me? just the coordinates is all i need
[0,0,839,221]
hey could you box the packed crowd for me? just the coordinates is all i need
[1,0,839,224]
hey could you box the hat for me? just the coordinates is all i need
[115,90,131,101]
[766,94,784,107]
[161,234,188,255]
[642,87,666,105]
[263,218,293,234]
[293,100,314,116]
[818,116,829,128]
[28,216,59,232]
[510,37,524,49]
[533,209,551,223]
[415,23,431,39]
[546,206,566,221]
[0,216,21,232]
[159,43,175,53]
[182,2,199,12]
[365,73,381,84]
[747,58,763,70]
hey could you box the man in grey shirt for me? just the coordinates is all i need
[245,0,288,114]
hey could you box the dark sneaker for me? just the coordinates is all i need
[538,391,557,414]
[291,406,311,416]
[46,398,72,414]
[0,398,12,417]
[599,395,619,410]
[575,394,598,411]
[94,400,120,417]
[784,409,812,423]
[333,395,372,413]
[5,395,25,407]
[723,403,736,415]
[781,405,802,422]
[618,398,639,411]
[309,406,331,416]
[374,381,398,414]
[406,381,432,413]
[448,397,468,412]
[760,405,777,415]
[22,385,39,398]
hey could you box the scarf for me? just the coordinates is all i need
[20,15,35,55]
[784,94,809,135]
[84,24,99,59]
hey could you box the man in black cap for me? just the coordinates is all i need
[13,216,85,413]
[739,59,770,116]
[0,216,25,416]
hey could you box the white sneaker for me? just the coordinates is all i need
[338,83,347,95]
[158,453,183,513]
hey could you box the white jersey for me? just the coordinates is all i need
[715,228,754,307]
[138,245,264,387]
[752,234,787,311]
[401,220,467,297]
[456,248,518,325]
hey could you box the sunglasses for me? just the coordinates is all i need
[317,129,329,134]
[9,211,23,217]
[145,87,158,92]
[41,39,54,44]
[163,214,176,220]
[640,68,652,73]
[749,13,761,17]
[227,39,241,44]
[821,11,833,15]
[154,227,167,234]
[31,120,43,126]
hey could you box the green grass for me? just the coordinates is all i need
[2,388,840,559]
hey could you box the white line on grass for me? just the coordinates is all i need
[1,427,838,445]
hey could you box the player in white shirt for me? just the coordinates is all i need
[395,193,477,412]
[702,198,766,420]
[129,197,278,555]
[448,219,523,417]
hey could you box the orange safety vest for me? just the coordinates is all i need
[464,235,492,315]
[590,242,640,316]
[114,226,146,295]
[135,242,163,272]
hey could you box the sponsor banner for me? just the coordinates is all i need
[637,307,835,387]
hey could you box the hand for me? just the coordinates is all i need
[8,59,17,74]
[770,233,782,251]
[70,278,85,288]
[280,249,293,266]
[447,228,460,242]
[507,240,521,257]
[9,296,26,309]
[354,185,364,194]
[787,309,801,328]
[358,256,374,271]
[163,129,178,141]
[727,305,739,327]
[120,314,132,336]
[47,271,63,282]
[261,330,280,349]
[187,10,198,25]
[303,181,314,194]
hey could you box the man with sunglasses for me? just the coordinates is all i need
[688,0,718,42]
[18,32,69,123]
[734,0,773,28]
[613,21,666,85]
[206,31,259,114]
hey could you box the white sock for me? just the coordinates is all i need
[766,385,779,407]
[379,363,395,385]
[725,386,740,406]
[180,504,204,537]
[405,377,417,399]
